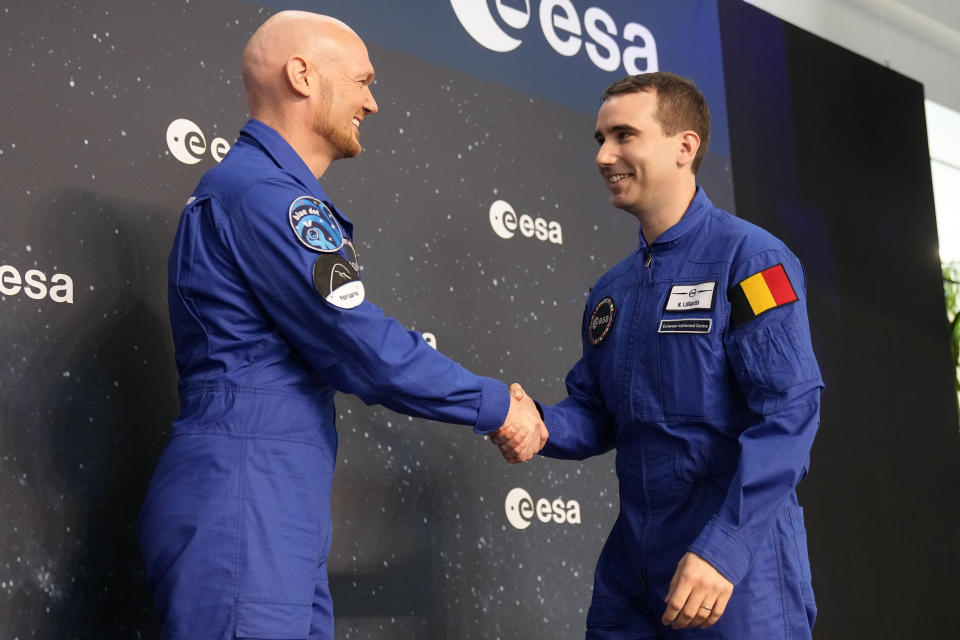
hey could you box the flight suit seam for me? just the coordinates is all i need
[232,436,247,628]
[773,521,791,640]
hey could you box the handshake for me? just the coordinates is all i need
[490,383,549,464]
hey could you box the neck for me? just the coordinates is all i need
[633,181,697,245]
[253,112,336,180]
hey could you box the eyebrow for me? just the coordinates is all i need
[354,68,375,84]
[595,124,638,140]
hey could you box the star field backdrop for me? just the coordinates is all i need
[1,1,958,638]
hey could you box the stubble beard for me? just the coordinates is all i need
[316,116,361,159]
[313,84,362,159]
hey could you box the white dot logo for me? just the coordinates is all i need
[489,199,517,239]
[450,0,528,53]
[166,118,231,165]
[504,487,534,530]
[166,118,206,165]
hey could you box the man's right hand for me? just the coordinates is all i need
[489,383,548,463]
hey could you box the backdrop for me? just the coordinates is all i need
[1,1,956,638]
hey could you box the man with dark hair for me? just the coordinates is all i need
[499,72,822,638]
[138,11,545,640]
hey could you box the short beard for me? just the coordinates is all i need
[314,81,361,159]
[315,117,361,159]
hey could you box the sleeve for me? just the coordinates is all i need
[538,302,617,460]
[219,178,510,435]
[687,248,823,585]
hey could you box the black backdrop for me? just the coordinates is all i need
[719,2,960,638]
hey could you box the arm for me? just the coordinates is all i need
[689,252,822,583]
[221,179,514,433]
[538,354,617,460]
[664,251,822,629]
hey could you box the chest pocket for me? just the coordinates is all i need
[657,276,738,420]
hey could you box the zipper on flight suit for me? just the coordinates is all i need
[631,246,654,588]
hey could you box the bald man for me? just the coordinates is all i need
[138,12,545,640]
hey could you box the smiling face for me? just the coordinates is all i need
[594,89,691,218]
[312,38,378,159]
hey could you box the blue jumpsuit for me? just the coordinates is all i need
[138,119,510,640]
[541,188,822,639]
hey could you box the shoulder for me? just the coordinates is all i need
[196,144,300,213]
[699,207,800,274]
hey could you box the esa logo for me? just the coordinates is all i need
[450,0,657,74]
[504,487,581,530]
[166,118,231,165]
[489,200,563,244]
[0,265,74,303]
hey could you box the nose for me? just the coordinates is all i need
[363,85,378,115]
[596,141,615,168]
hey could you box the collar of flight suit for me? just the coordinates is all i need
[636,185,712,255]
[237,118,355,237]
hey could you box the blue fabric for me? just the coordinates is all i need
[542,188,821,639]
[138,119,510,639]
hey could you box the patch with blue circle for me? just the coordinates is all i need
[288,196,345,252]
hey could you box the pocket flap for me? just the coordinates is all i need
[235,599,312,639]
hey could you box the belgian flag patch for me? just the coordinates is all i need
[728,263,797,328]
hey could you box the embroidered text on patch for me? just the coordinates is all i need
[658,319,712,334]
[312,254,364,309]
[289,196,345,253]
[664,281,716,312]
[588,297,616,345]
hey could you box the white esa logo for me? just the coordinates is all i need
[166,118,231,165]
[504,487,581,530]
[0,265,74,304]
[450,0,657,74]
[489,199,563,244]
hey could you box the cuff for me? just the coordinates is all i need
[473,377,510,435]
[687,516,755,585]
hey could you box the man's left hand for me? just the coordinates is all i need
[661,551,733,629]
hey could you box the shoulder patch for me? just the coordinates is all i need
[289,196,345,252]
[728,263,797,328]
[588,297,616,345]
[313,254,364,309]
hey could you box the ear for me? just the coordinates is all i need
[677,130,701,171]
[285,55,311,98]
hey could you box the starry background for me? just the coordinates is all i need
[0,1,734,638]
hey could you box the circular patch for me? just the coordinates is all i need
[588,297,616,345]
[289,196,345,252]
[312,254,365,309]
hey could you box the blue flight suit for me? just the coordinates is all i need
[138,119,510,640]
[541,188,822,639]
